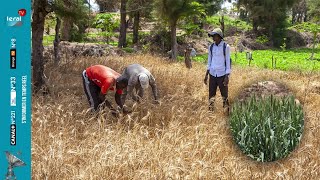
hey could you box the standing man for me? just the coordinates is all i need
[120,64,159,104]
[82,65,128,114]
[204,28,231,112]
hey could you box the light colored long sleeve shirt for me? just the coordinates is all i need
[121,64,158,101]
[207,41,231,77]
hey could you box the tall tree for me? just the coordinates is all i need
[55,0,90,41]
[196,0,223,15]
[60,0,73,41]
[154,0,204,60]
[118,0,128,48]
[132,11,140,44]
[237,0,297,47]
[54,17,61,66]
[51,0,89,65]
[127,0,154,45]
[308,0,320,22]
[292,0,308,24]
[32,0,89,92]
[96,0,120,12]
[32,0,52,92]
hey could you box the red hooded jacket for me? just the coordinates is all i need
[86,65,123,95]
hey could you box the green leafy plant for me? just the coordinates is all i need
[206,15,252,31]
[44,13,56,35]
[70,25,85,42]
[122,47,135,53]
[154,0,205,59]
[230,95,304,162]
[280,38,287,51]
[255,35,269,44]
[93,13,120,44]
[193,48,320,71]
[180,20,202,36]
[230,49,320,71]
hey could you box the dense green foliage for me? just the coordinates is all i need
[43,35,55,46]
[154,0,204,24]
[55,0,90,41]
[153,0,205,59]
[192,48,320,71]
[237,0,297,47]
[233,48,320,71]
[95,0,119,12]
[308,0,320,22]
[41,1,320,61]
[196,0,223,15]
[127,0,154,19]
[92,13,120,44]
[230,95,304,162]
[206,15,252,31]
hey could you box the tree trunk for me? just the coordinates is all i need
[133,11,140,45]
[297,13,302,23]
[170,20,178,60]
[184,48,192,69]
[54,17,61,66]
[219,15,225,36]
[292,10,296,24]
[61,17,73,41]
[32,0,48,92]
[303,10,308,22]
[310,32,317,60]
[118,0,127,48]
[253,18,258,32]
[268,26,274,47]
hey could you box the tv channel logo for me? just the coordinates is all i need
[10,77,16,107]
[6,9,27,27]
[10,111,16,146]
[6,16,22,27]
[10,38,16,69]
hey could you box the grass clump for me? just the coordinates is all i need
[230,95,304,162]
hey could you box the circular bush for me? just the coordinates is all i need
[230,95,304,162]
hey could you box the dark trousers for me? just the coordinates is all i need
[209,74,229,107]
[82,70,105,111]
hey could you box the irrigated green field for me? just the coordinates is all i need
[193,48,320,71]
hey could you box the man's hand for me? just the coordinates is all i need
[132,95,138,101]
[122,105,132,114]
[223,75,229,86]
[204,75,208,85]
[153,99,160,105]
[132,95,141,103]
[111,109,120,117]
[117,105,132,115]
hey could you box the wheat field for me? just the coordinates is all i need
[32,54,320,179]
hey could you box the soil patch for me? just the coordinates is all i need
[236,81,294,102]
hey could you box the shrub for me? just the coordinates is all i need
[70,25,85,42]
[256,35,269,44]
[206,15,252,31]
[122,47,134,53]
[92,13,120,44]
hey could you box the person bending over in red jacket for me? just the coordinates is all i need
[82,65,128,114]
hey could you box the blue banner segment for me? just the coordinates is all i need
[0,1,31,180]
